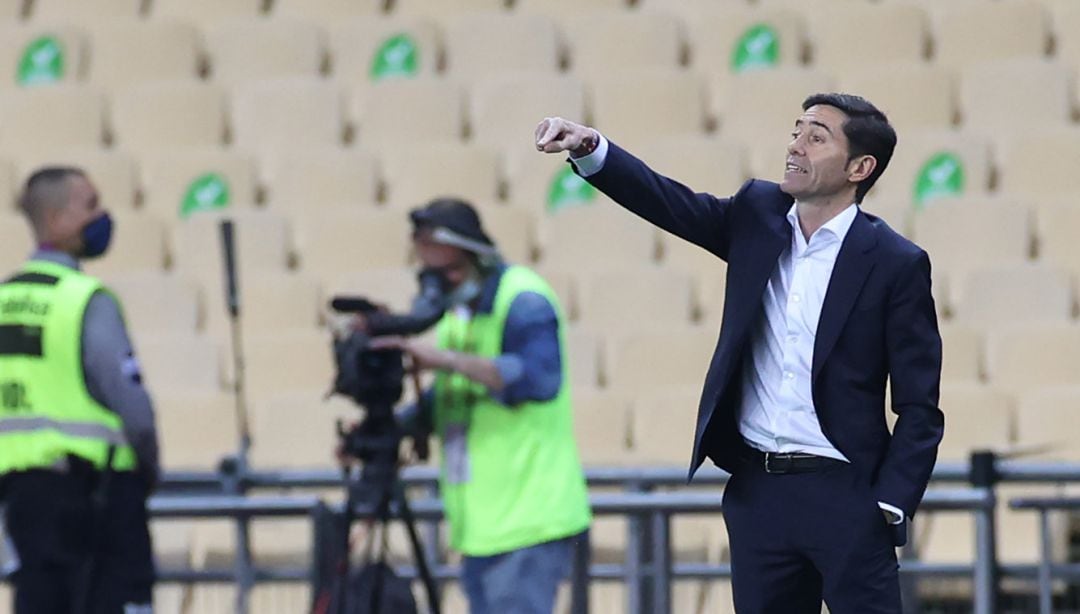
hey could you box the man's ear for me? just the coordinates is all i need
[848,154,877,184]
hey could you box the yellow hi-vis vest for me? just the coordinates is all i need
[434,266,591,556]
[0,260,136,473]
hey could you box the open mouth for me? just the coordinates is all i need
[785,162,807,174]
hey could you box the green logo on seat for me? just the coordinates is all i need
[913,152,964,209]
[180,173,230,219]
[546,166,596,213]
[17,35,64,86]
[370,33,419,81]
[732,24,779,73]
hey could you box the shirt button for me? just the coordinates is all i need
[792,294,801,303]
[785,371,795,380]
[788,335,797,343]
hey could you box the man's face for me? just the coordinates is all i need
[781,104,860,203]
[413,230,473,290]
[47,174,104,254]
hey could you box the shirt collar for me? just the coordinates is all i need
[786,202,859,245]
[30,247,80,271]
[472,263,507,314]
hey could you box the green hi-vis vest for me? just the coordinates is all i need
[0,261,136,474]
[434,266,591,556]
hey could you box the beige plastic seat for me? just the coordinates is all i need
[958,59,1071,131]
[590,69,706,151]
[153,584,188,614]
[380,143,499,205]
[658,238,728,326]
[170,209,293,284]
[939,323,982,383]
[473,205,536,264]
[327,266,422,314]
[867,130,991,206]
[110,81,227,151]
[805,3,928,70]
[701,580,737,614]
[31,0,139,18]
[997,128,1080,199]
[16,149,138,211]
[136,333,223,393]
[538,204,658,271]
[572,387,632,466]
[151,0,263,27]
[685,6,804,88]
[0,85,104,152]
[986,323,1080,397]
[629,387,699,465]
[0,0,20,19]
[936,383,1013,461]
[604,325,714,394]
[469,73,585,149]
[952,263,1072,327]
[0,212,33,272]
[82,211,168,277]
[156,391,240,470]
[102,272,199,335]
[562,11,684,79]
[394,0,507,19]
[206,18,326,84]
[503,151,602,214]
[250,387,353,466]
[933,0,1049,70]
[1036,203,1080,276]
[328,16,441,83]
[295,207,412,276]
[272,0,382,23]
[0,156,16,211]
[1050,1,1080,70]
[86,19,200,89]
[0,24,87,87]
[139,148,256,219]
[711,68,835,144]
[1016,386,1080,460]
[260,148,379,210]
[202,271,323,339]
[515,0,626,17]
[634,136,748,198]
[350,77,463,147]
[566,326,601,389]
[231,78,345,150]
[836,62,955,134]
[443,13,560,81]
[578,266,695,334]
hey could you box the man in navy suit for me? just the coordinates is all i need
[534,93,943,613]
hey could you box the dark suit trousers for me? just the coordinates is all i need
[722,456,901,614]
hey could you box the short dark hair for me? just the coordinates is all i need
[802,93,896,204]
[17,166,85,226]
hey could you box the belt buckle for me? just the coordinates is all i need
[764,453,792,474]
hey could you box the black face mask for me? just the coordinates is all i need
[79,213,113,259]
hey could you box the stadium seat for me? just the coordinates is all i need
[868,130,992,207]
[230,78,346,150]
[533,266,577,320]
[0,85,104,152]
[1050,1,1080,70]
[272,0,382,23]
[249,518,311,566]
[935,383,1013,461]
[566,326,601,389]
[537,205,659,271]
[684,5,805,88]
[711,68,835,144]
[503,151,603,215]
[82,211,168,276]
[155,391,240,470]
[294,207,412,276]
[804,3,928,69]
[110,82,227,151]
[153,584,188,614]
[629,387,699,465]
[633,136,748,199]
[1036,203,1080,276]
[572,387,632,466]
[836,62,956,134]
[604,325,714,395]
[515,0,627,17]
[997,128,1080,199]
[939,323,983,383]
[151,0,263,27]
[138,148,257,219]
[260,148,380,211]
[933,0,1049,69]
[986,323,1080,397]
[327,266,423,314]
[577,266,695,334]
[958,59,1072,130]
[86,19,201,88]
[589,69,706,151]
[469,73,586,149]
[0,155,15,209]
[250,388,353,467]
[0,24,86,88]
[474,204,537,264]
[205,19,326,84]
[16,148,139,210]
[349,77,464,147]
[952,263,1072,327]
[170,209,293,288]
[562,11,685,79]
[103,271,199,335]
[442,13,560,80]
[0,212,32,272]
[701,580,737,614]
[380,143,500,205]
[0,0,20,19]
[394,0,507,19]
[856,198,916,239]
[1016,386,1080,459]
[201,271,324,339]
[136,333,223,393]
[328,16,441,83]
[31,0,141,19]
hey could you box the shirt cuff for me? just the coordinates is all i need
[568,133,609,177]
[878,501,905,525]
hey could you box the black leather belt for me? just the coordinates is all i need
[744,449,847,474]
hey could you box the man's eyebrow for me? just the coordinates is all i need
[793,118,834,135]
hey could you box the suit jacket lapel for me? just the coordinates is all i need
[812,211,878,382]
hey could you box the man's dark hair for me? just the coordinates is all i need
[17,166,85,228]
[802,93,896,204]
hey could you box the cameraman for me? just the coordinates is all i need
[371,198,591,614]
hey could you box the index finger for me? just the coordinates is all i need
[534,118,551,143]
[537,117,563,147]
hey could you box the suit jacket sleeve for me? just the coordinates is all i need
[573,140,741,261]
[875,250,944,518]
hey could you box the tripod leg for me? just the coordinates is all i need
[397,489,441,614]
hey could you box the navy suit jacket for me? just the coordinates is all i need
[578,142,944,533]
